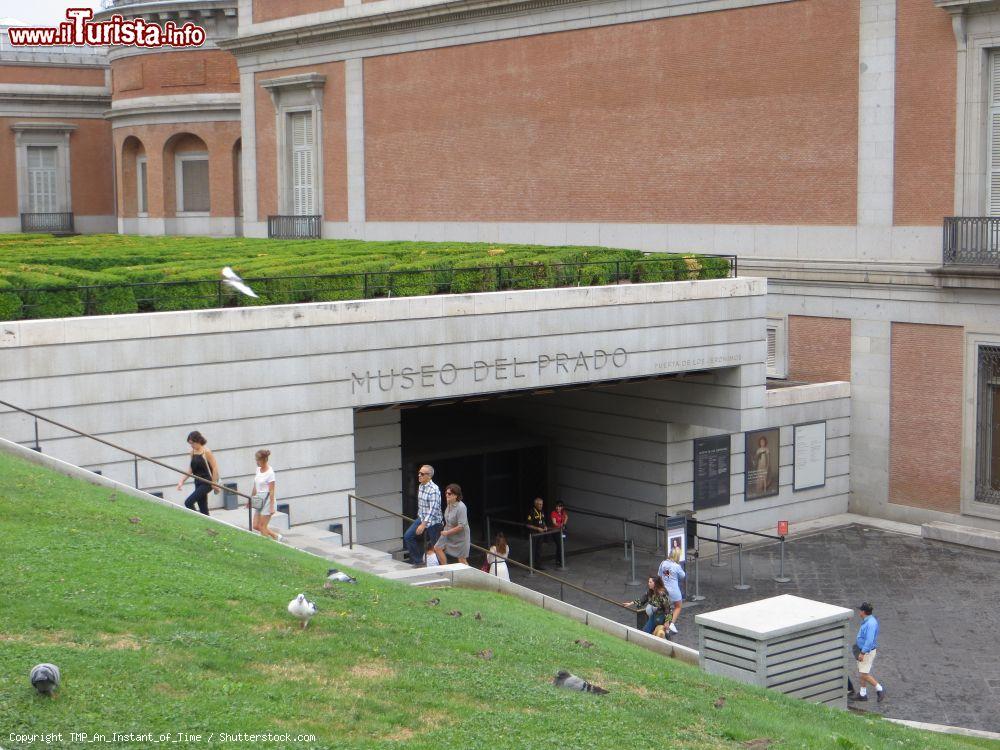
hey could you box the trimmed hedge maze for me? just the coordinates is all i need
[0,234,733,320]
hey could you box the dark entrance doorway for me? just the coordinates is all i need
[400,403,548,547]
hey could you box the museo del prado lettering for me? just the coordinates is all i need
[350,348,629,395]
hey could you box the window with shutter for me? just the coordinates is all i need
[989,52,1000,216]
[27,146,58,213]
[289,112,314,215]
[766,319,786,379]
[137,157,148,215]
[179,158,210,213]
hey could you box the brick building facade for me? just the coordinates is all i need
[2,0,1000,534]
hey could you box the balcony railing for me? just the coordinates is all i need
[267,215,321,240]
[20,213,75,234]
[943,217,1000,265]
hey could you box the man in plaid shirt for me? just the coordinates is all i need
[403,464,443,566]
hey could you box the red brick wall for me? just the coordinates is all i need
[788,316,852,383]
[0,120,17,217]
[252,0,343,23]
[254,63,347,221]
[0,65,105,86]
[0,117,115,219]
[894,0,955,225]
[113,122,241,218]
[363,0,858,224]
[111,51,238,100]
[889,323,963,512]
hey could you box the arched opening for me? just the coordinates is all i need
[120,136,147,218]
[162,132,210,217]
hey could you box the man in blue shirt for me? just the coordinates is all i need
[851,602,885,703]
[403,464,443,566]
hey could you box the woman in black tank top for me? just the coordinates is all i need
[175,430,219,515]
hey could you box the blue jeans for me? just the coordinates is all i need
[643,612,665,634]
[403,519,441,564]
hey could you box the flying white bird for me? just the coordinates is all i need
[326,568,357,584]
[287,593,317,629]
[30,663,60,697]
[221,266,258,298]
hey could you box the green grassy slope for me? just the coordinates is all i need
[0,452,995,750]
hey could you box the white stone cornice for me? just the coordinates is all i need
[0,84,110,98]
[0,86,111,118]
[220,0,794,56]
[105,92,241,124]
[10,121,78,133]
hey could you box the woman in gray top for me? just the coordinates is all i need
[433,483,470,565]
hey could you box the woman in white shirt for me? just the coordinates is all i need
[487,531,511,581]
[250,449,282,542]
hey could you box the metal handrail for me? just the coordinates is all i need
[347,493,633,613]
[0,255,738,321]
[0,397,256,530]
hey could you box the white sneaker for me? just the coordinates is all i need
[276,534,286,543]
[668,622,678,634]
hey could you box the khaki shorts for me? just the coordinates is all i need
[858,648,877,674]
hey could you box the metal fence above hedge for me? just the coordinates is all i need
[0,255,737,321]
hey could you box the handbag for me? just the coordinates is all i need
[480,557,491,573]
[250,490,270,513]
[851,644,862,659]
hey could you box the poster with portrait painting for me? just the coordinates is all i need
[745,428,780,500]
[666,524,686,563]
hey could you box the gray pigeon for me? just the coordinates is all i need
[30,663,60,696]
[552,670,608,694]
[326,568,357,584]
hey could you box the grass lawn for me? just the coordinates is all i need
[1,452,994,750]
[0,234,731,321]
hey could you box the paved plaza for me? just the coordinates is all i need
[508,523,1000,734]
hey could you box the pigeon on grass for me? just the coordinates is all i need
[326,568,357,584]
[552,670,608,694]
[287,594,318,629]
[30,664,60,697]
[221,267,258,299]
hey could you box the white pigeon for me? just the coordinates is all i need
[30,663,60,696]
[287,593,318,629]
[221,266,258,298]
[327,568,357,584]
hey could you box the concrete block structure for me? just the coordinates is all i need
[3,0,1000,540]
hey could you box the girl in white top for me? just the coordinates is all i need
[487,531,511,582]
[250,448,282,541]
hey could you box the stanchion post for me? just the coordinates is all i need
[774,535,791,583]
[735,543,750,590]
[623,519,629,560]
[348,495,354,549]
[528,532,535,576]
[711,522,726,567]
[626,539,641,586]
[485,516,491,550]
[558,532,567,571]
[34,417,41,452]
[689,549,706,601]
[133,456,139,489]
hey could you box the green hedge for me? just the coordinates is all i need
[0,235,734,321]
